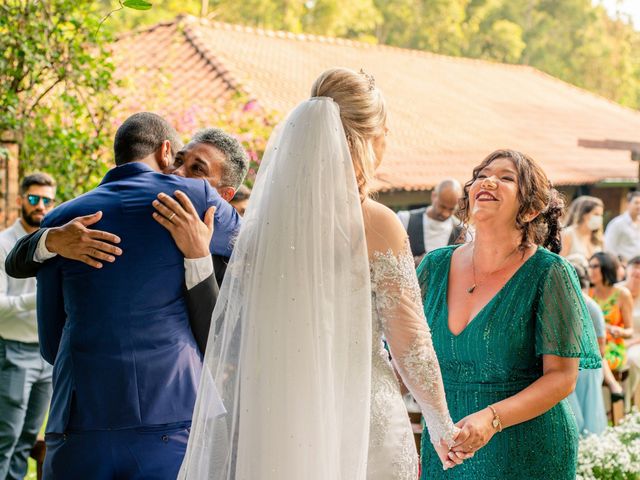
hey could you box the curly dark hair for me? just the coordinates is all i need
[457,149,565,253]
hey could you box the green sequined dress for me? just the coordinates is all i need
[417,246,601,480]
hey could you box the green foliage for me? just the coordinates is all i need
[129,79,279,186]
[123,0,153,10]
[0,0,118,201]
[100,0,640,109]
[3,0,639,203]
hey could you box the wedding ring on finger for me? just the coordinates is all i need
[168,212,176,222]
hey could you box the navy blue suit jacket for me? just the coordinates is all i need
[36,162,240,433]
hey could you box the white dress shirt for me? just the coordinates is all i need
[0,220,38,343]
[34,228,213,290]
[397,210,456,253]
[604,212,640,261]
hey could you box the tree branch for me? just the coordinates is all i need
[73,86,101,133]
[96,1,124,36]
[26,77,65,118]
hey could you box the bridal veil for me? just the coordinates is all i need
[179,97,373,479]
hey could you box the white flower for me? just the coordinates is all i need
[577,409,640,479]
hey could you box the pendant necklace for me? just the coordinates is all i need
[468,244,521,294]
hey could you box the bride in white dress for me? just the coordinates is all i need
[179,68,460,479]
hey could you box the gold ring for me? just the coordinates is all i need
[168,212,176,221]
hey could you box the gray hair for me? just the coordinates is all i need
[191,128,249,190]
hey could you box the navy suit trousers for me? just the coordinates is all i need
[43,422,190,480]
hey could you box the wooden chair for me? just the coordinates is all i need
[408,411,422,453]
[29,437,46,480]
[603,366,630,425]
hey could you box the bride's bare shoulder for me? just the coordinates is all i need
[362,199,407,255]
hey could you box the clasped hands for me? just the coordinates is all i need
[434,407,497,470]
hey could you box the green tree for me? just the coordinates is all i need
[0,0,118,200]
[461,0,526,63]
[302,0,381,40]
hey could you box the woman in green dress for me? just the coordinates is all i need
[418,149,601,479]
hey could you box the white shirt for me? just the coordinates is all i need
[34,229,213,290]
[0,220,38,343]
[604,212,640,261]
[397,210,455,253]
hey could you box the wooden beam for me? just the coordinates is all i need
[578,138,640,152]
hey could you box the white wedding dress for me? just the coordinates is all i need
[179,97,456,480]
[367,241,457,479]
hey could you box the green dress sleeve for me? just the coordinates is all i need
[535,257,602,370]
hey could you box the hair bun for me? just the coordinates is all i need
[542,188,564,253]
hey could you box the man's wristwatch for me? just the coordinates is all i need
[488,404,503,432]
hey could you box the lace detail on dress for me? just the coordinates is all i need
[369,354,397,448]
[370,239,457,448]
[393,431,419,479]
[403,337,459,447]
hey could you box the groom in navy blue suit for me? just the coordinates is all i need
[36,113,240,479]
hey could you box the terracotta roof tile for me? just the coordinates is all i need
[112,16,640,191]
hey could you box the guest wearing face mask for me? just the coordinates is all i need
[560,196,604,259]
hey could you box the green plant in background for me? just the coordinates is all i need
[123,85,280,187]
[0,0,120,201]
[98,0,640,110]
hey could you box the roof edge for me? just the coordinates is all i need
[177,15,538,72]
[115,16,640,116]
[180,18,246,95]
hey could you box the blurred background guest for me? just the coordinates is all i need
[560,196,604,259]
[618,256,640,410]
[230,184,251,217]
[397,178,464,265]
[588,252,634,400]
[605,191,640,262]
[0,173,56,480]
[565,254,607,435]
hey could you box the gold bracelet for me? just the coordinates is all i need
[488,404,503,432]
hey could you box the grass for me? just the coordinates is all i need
[26,458,38,479]
[26,412,47,479]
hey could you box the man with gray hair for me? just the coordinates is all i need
[168,127,249,202]
[397,178,464,264]
[161,128,249,285]
[6,127,249,288]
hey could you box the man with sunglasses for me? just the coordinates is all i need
[0,173,56,479]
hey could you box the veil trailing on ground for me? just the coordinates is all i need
[179,97,372,480]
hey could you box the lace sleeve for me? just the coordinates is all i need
[371,240,458,447]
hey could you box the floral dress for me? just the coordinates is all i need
[589,288,626,370]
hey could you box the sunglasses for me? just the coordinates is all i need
[26,194,54,206]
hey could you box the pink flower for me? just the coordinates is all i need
[243,100,258,112]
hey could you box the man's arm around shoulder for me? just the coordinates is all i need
[5,229,47,279]
[36,256,66,364]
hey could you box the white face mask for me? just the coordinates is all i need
[587,214,603,231]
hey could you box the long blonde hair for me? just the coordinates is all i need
[310,68,387,199]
